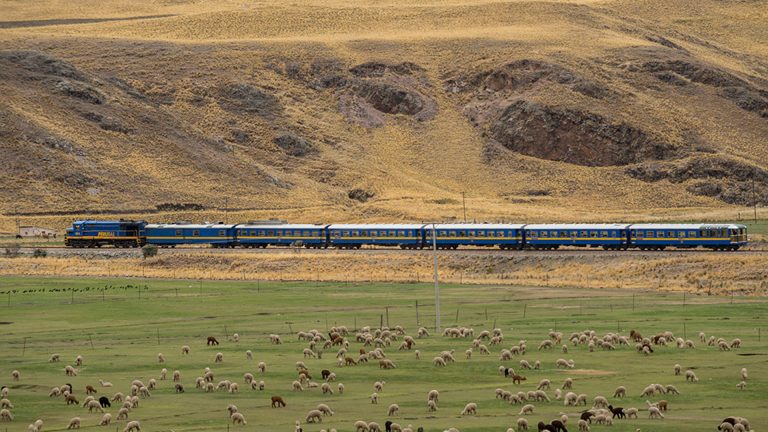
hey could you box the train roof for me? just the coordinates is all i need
[145,223,237,229]
[629,223,747,230]
[524,224,631,230]
[73,220,145,224]
[431,223,526,229]
[328,224,427,230]
[237,224,329,229]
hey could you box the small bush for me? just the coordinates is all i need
[142,244,158,259]
[32,248,47,258]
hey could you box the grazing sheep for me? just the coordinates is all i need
[511,374,527,384]
[648,406,664,419]
[593,396,608,409]
[379,359,396,369]
[172,370,181,382]
[123,420,141,432]
[271,396,286,407]
[371,392,378,404]
[98,396,110,408]
[374,381,385,392]
[461,402,477,415]
[563,392,577,406]
[538,340,553,350]
[116,408,129,420]
[233,333,240,342]
[719,422,735,432]
[518,404,534,415]
[148,379,157,390]
[0,409,12,422]
[98,413,111,426]
[665,384,680,395]
[75,355,84,366]
[537,379,551,390]
[292,381,303,391]
[517,418,529,431]
[736,380,747,390]
[685,370,699,382]
[65,394,79,405]
[231,413,246,425]
[49,387,61,397]
[67,417,81,429]
[65,365,77,376]
[305,409,323,423]
[577,419,589,432]
[229,382,239,393]
[317,403,334,416]
[556,358,575,369]
[336,383,344,394]
[740,368,748,381]
[388,403,399,416]
[368,422,382,432]
[673,364,681,375]
[111,392,124,403]
[321,383,334,395]
[1,399,13,409]
[625,407,638,418]
[215,352,224,363]
[157,353,165,363]
[258,361,266,373]
[175,383,185,393]
[730,338,742,348]
[520,359,533,369]
[206,336,219,345]
[181,345,190,355]
[355,420,370,432]
[561,378,573,390]
[613,386,626,398]
[86,399,104,413]
[427,399,437,412]
[160,369,167,380]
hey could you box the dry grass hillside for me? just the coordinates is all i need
[0,0,766,222]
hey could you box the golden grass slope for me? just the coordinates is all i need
[0,0,766,220]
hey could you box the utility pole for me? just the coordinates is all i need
[224,197,229,224]
[462,192,467,223]
[432,223,440,333]
[752,174,757,223]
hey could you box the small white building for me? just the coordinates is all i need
[19,226,58,238]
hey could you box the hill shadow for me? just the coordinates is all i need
[0,14,175,29]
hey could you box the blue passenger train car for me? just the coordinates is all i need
[64,220,146,248]
[144,223,238,247]
[628,224,747,251]
[236,224,329,248]
[426,224,526,249]
[524,224,630,250]
[327,224,426,249]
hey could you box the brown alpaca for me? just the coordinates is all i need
[657,400,668,411]
[65,394,79,405]
[85,385,97,395]
[271,396,286,407]
[345,357,357,366]
[511,374,527,384]
[206,336,219,346]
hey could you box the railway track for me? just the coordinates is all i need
[15,245,768,257]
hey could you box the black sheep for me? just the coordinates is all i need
[608,404,625,419]
[385,420,393,432]
[99,396,111,408]
[504,367,510,377]
[551,420,568,432]
[537,421,557,432]
[579,411,595,423]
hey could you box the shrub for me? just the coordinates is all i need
[32,248,47,258]
[4,244,21,258]
[142,244,158,259]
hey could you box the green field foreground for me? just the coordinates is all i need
[0,277,766,431]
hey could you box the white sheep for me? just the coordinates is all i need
[337,383,344,394]
[148,379,157,390]
[518,404,534,415]
[123,420,140,432]
[86,399,104,413]
[173,370,181,382]
[577,419,589,432]
[215,352,224,363]
[98,413,111,426]
[0,409,12,422]
[67,417,81,429]
[648,406,664,419]
[613,386,626,398]
[258,361,266,373]
[665,384,680,395]
[537,379,551,390]
[305,409,323,423]
[75,355,83,366]
[388,403,399,416]
[11,371,19,381]
[181,345,190,355]
[111,392,124,402]
[563,392,577,406]
[116,408,129,420]
[461,402,477,415]
[246,350,253,360]
[231,413,246,425]
[562,378,573,390]
[354,420,370,431]
[685,370,699,382]
[160,368,167,380]
[736,381,747,390]
[317,403,334,416]
[415,350,421,360]
[740,367,748,381]
[517,418,529,431]
[65,365,77,376]
[371,392,378,404]
[427,399,437,411]
[321,383,334,394]
[673,364,681,375]
[49,354,60,362]
[1,399,13,409]
[374,381,385,392]
[233,333,240,342]
[625,407,638,418]
[49,387,61,397]
[157,353,165,363]
[593,396,608,409]
[99,380,112,388]
[229,382,239,393]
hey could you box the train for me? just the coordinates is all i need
[64,220,749,251]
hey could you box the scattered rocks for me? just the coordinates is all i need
[54,79,105,104]
[489,100,676,166]
[82,112,130,133]
[273,133,315,157]
[348,188,375,202]
[0,50,88,81]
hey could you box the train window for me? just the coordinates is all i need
[689,231,697,237]
[679,232,686,237]
[477,231,485,237]
[667,231,674,238]
[530,231,538,238]
[611,231,617,237]
[259,230,265,236]
[266,230,273,236]
[468,231,475,237]
[541,231,548,237]
[590,231,598,238]
[370,231,377,237]
[450,231,457,237]
[657,231,664,238]
[646,231,654,237]
[219,230,225,236]
[637,231,644,238]
[439,230,447,236]
[193,230,200,236]
[580,231,587,237]
[397,230,404,236]
[303,231,310,236]
[176,230,182,236]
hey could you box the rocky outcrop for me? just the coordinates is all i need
[489,100,676,166]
